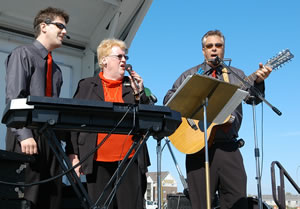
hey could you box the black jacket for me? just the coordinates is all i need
[65,75,150,175]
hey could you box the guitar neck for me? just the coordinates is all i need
[236,49,294,90]
[239,71,257,90]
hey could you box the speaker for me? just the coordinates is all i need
[167,193,191,209]
[213,196,271,209]
[0,150,35,199]
[247,197,271,209]
[0,150,35,209]
[0,199,32,209]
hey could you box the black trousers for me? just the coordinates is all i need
[186,142,248,209]
[6,129,62,209]
[86,160,145,209]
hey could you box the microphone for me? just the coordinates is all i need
[125,64,133,73]
[209,56,221,66]
[144,87,158,104]
[208,57,232,66]
[66,35,71,39]
[125,64,140,90]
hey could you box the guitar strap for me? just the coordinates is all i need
[220,67,234,133]
[221,67,229,83]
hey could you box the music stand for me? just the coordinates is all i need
[165,73,248,209]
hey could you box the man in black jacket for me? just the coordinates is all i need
[163,30,272,209]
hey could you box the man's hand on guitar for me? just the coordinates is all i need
[255,63,272,83]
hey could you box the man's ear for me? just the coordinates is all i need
[40,22,47,34]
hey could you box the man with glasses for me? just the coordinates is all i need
[5,7,69,209]
[66,38,150,209]
[163,30,272,209]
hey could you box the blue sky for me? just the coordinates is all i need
[128,0,300,195]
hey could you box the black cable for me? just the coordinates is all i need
[101,104,140,208]
[101,131,149,209]
[0,105,134,187]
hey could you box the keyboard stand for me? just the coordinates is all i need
[39,122,93,209]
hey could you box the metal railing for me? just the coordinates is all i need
[271,161,300,209]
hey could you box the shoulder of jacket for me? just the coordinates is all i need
[229,66,245,75]
[78,76,99,85]
[179,64,203,78]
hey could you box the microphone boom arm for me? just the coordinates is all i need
[216,56,282,116]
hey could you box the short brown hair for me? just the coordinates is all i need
[201,30,225,48]
[33,7,69,38]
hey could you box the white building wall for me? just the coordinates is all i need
[145,176,155,201]
[162,173,177,188]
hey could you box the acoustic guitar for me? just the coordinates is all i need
[168,49,294,154]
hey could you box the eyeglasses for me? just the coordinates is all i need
[46,22,67,30]
[205,43,223,49]
[108,54,129,60]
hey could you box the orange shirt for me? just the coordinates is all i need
[94,72,135,162]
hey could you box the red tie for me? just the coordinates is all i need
[46,53,52,97]
[212,69,216,78]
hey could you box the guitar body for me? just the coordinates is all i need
[168,115,231,154]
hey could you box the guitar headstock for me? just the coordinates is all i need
[265,49,294,70]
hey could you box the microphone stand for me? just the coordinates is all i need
[156,139,162,209]
[215,56,282,209]
[214,56,281,116]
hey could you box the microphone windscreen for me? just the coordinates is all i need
[144,87,158,103]
[125,64,133,72]
[144,87,151,97]
[212,56,220,66]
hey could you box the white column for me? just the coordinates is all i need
[81,48,95,78]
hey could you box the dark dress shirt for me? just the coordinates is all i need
[4,39,63,209]
[5,40,63,145]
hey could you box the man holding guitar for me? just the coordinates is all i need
[163,30,272,209]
